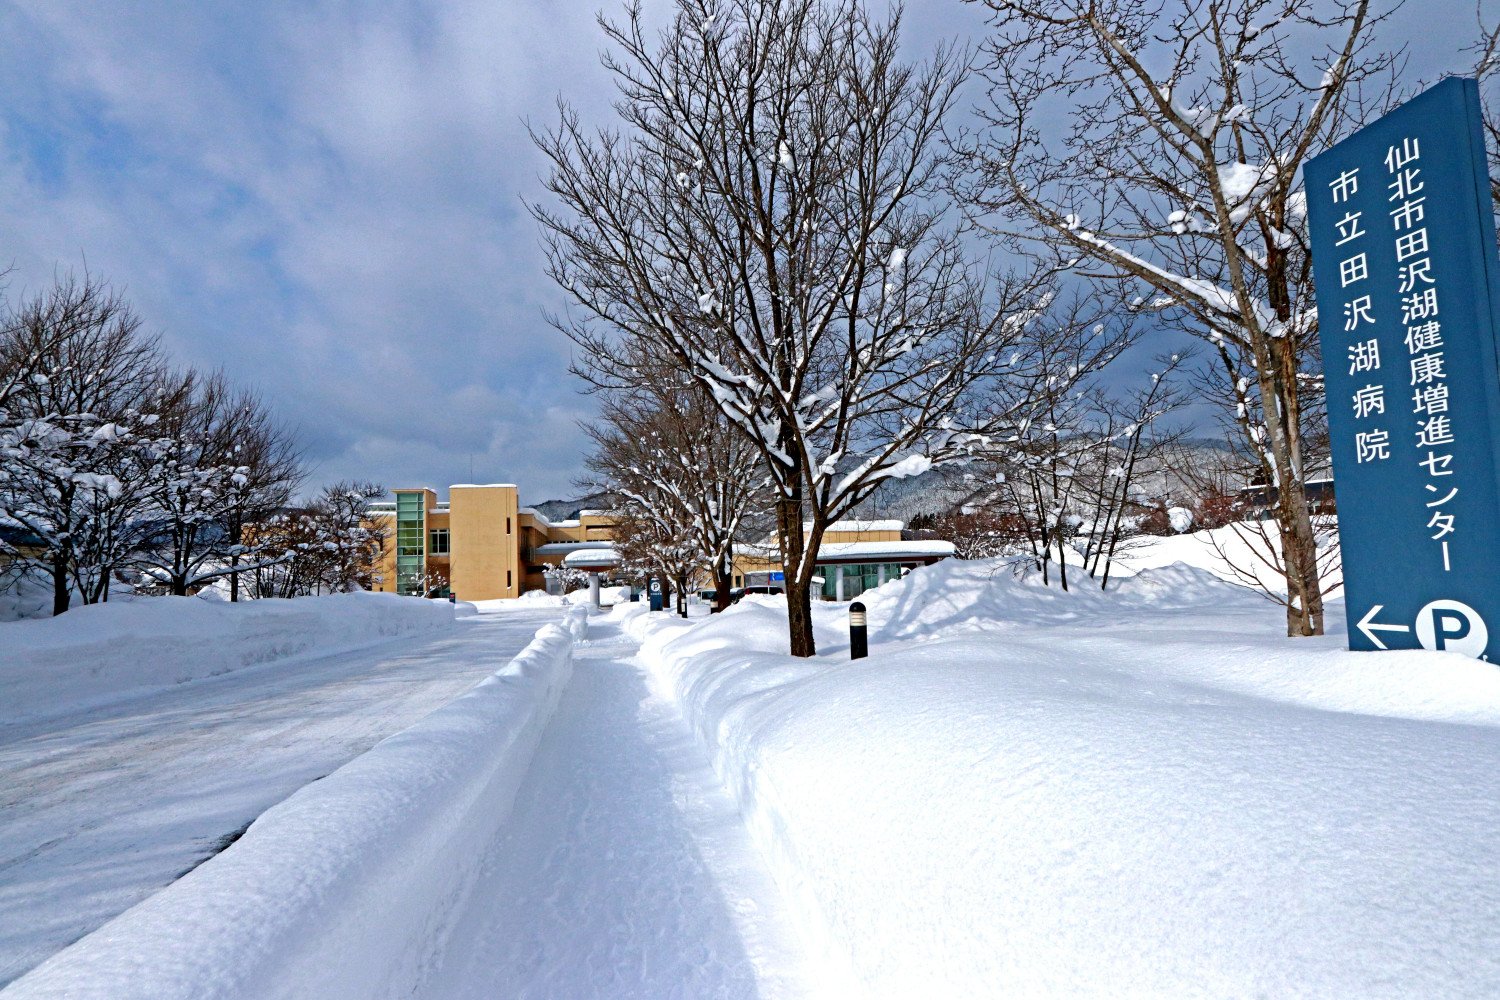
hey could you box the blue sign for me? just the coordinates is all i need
[769,572,785,582]
[1306,77,1500,660]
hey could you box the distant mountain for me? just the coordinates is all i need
[533,436,1269,527]
[526,491,618,521]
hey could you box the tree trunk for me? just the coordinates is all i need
[784,574,816,658]
[1263,335,1324,637]
[1278,489,1324,635]
[51,554,70,616]
[777,493,816,657]
[713,567,732,613]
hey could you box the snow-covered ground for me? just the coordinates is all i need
[628,549,1500,998]
[3,591,457,722]
[418,611,820,999]
[0,601,560,988]
[5,528,1497,997]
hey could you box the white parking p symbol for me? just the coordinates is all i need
[1414,600,1489,658]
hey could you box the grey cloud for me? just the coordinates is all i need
[0,0,1482,502]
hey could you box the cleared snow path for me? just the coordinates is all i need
[0,608,558,987]
[420,615,820,1000]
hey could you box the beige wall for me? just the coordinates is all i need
[824,524,901,543]
[369,512,397,593]
[449,485,521,601]
[367,492,622,600]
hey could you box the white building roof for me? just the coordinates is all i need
[518,507,553,527]
[743,539,954,562]
[563,547,620,568]
[814,539,954,560]
[534,541,613,556]
[519,509,579,530]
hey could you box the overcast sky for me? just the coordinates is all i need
[0,1,1482,504]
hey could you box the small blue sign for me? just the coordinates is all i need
[769,572,785,582]
[1306,77,1500,660]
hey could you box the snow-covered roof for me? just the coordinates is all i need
[533,541,613,556]
[449,483,518,490]
[519,509,582,530]
[562,547,620,568]
[814,540,955,560]
[743,539,954,562]
[578,508,615,518]
[518,507,554,527]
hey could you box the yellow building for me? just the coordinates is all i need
[366,484,620,601]
[731,519,955,602]
[366,488,951,604]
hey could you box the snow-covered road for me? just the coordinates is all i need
[0,608,559,987]
[419,615,819,1000]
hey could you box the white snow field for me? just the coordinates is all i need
[0,596,560,989]
[629,553,1500,999]
[3,590,458,722]
[418,610,821,1000]
[4,530,1499,998]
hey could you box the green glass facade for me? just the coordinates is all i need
[819,562,904,601]
[395,491,425,596]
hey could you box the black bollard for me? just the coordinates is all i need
[850,600,868,660]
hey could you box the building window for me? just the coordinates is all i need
[507,570,513,589]
[506,517,512,534]
[429,529,450,555]
[395,492,425,596]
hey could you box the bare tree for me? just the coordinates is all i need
[957,0,1398,636]
[129,372,303,596]
[1473,8,1499,213]
[0,275,169,614]
[951,295,1171,589]
[607,503,703,616]
[247,482,387,597]
[534,0,1067,655]
[310,481,388,594]
[1080,353,1192,589]
[216,387,304,601]
[583,369,767,612]
[921,508,1026,559]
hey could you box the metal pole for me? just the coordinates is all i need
[849,600,868,660]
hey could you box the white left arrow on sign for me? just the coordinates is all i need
[1357,604,1411,650]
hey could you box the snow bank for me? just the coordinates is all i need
[564,584,632,606]
[5,606,589,1000]
[638,560,1500,997]
[0,572,54,622]
[1110,520,1345,596]
[0,592,457,722]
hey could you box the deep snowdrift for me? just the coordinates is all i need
[631,556,1500,998]
[5,607,586,1000]
[1,591,457,721]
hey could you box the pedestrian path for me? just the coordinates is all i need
[419,616,817,999]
